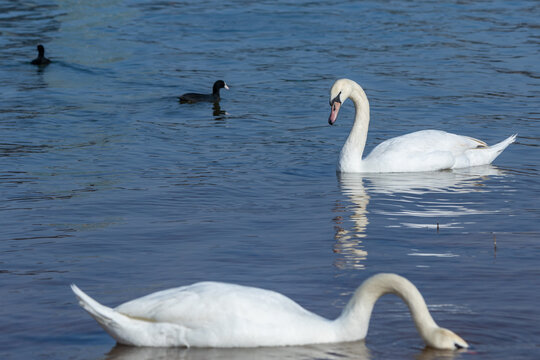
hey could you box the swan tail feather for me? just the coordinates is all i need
[71,284,114,321]
[71,284,145,346]
[489,134,517,155]
[457,134,516,167]
[71,284,190,347]
[482,134,517,164]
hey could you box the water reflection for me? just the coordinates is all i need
[333,173,370,270]
[105,341,371,360]
[103,342,464,360]
[334,166,505,268]
[34,64,49,74]
[360,166,504,195]
[212,103,227,119]
[415,347,466,360]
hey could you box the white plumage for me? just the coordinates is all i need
[72,273,468,350]
[328,79,516,173]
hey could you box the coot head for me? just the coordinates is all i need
[213,80,229,95]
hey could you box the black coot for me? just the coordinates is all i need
[31,45,51,65]
[179,80,229,103]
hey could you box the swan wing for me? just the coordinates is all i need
[114,282,332,346]
[367,130,484,157]
[362,130,487,172]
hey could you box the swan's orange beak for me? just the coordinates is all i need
[328,101,341,125]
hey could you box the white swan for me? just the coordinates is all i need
[71,273,468,350]
[329,79,516,173]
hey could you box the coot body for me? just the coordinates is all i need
[31,45,51,65]
[179,80,229,103]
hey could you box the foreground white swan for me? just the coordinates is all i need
[71,273,468,350]
[329,79,516,173]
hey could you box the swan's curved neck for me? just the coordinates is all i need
[339,85,370,171]
[335,273,438,342]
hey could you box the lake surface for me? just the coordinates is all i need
[1,0,539,359]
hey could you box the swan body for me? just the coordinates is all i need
[329,79,516,173]
[71,273,468,350]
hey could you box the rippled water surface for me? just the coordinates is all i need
[1,1,539,359]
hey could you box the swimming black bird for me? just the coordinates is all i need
[179,80,229,103]
[31,44,51,65]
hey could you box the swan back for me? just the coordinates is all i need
[115,282,319,326]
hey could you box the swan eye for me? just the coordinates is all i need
[454,342,465,350]
[330,91,342,106]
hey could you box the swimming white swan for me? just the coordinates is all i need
[71,273,468,350]
[329,79,516,173]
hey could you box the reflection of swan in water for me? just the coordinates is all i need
[105,341,371,360]
[334,172,370,269]
[415,347,466,360]
[104,340,464,360]
[334,166,506,266]
[356,165,505,195]
[364,166,505,230]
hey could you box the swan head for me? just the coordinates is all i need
[425,327,469,350]
[328,79,355,125]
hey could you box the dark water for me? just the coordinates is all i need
[1,0,539,359]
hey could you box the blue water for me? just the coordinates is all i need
[1,0,539,359]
